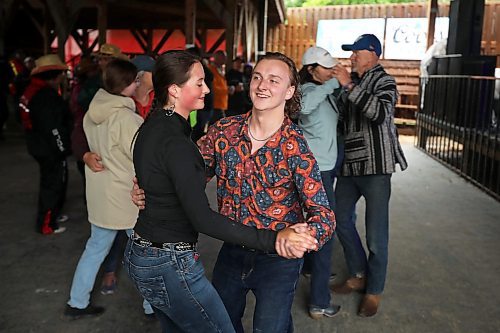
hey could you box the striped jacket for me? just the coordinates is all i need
[340,64,408,176]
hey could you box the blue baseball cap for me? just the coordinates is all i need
[131,55,155,72]
[341,34,382,56]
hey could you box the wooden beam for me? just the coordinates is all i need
[272,0,285,24]
[426,0,438,49]
[71,30,84,52]
[42,7,52,55]
[45,0,83,59]
[88,34,99,54]
[115,0,215,21]
[224,0,235,64]
[201,0,232,24]
[146,28,153,55]
[185,0,196,48]
[153,29,174,54]
[130,29,147,53]
[199,28,208,55]
[257,0,269,57]
[208,31,226,54]
[97,0,107,45]
[137,29,148,43]
[45,0,68,60]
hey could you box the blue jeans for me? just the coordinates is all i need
[68,224,122,308]
[335,174,392,295]
[303,168,336,308]
[68,225,152,314]
[212,243,303,333]
[124,238,235,333]
[102,230,127,273]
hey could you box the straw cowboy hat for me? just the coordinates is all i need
[31,54,68,75]
[96,43,129,60]
[98,43,122,57]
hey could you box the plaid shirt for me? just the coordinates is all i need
[199,113,334,247]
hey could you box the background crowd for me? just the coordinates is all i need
[0,34,406,332]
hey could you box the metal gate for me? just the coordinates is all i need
[416,75,500,200]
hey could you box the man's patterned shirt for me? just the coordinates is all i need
[199,113,335,247]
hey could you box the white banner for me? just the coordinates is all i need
[385,17,449,60]
[317,19,386,59]
[316,17,449,60]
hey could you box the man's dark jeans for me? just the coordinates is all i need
[212,243,303,333]
[335,174,392,295]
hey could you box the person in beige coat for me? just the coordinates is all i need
[65,59,143,319]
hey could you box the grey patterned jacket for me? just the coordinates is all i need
[340,64,408,176]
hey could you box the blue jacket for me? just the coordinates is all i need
[299,78,340,171]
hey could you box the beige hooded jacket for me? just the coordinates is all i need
[83,88,143,229]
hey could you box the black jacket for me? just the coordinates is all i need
[133,109,278,251]
[26,87,71,158]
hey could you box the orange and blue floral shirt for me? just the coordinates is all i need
[199,113,335,247]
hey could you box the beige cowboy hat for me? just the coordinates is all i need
[31,54,68,75]
[98,43,122,57]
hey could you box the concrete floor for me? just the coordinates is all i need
[1,134,499,333]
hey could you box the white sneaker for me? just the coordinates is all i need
[56,214,69,223]
[53,226,66,234]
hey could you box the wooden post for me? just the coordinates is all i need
[43,8,51,55]
[46,0,82,58]
[185,0,196,48]
[224,0,235,66]
[426,0,438,49]
[146,28,153,55]
[0,0,17,57]
[97,0,107,46]
[257,0,268,58]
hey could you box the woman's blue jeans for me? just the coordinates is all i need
[303,168,336,308]
[124,238,235,333]
[335,174,392,295]
[212,243,303,333]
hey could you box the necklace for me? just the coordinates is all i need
[247,116,281,142]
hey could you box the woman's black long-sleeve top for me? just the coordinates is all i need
[133,109,278,251]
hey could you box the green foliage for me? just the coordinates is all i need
[285,0,433,7]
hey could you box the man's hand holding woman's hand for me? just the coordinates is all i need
[131,177,318,259]
[275,223,318,259]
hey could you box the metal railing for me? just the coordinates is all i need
[416,75,500,200]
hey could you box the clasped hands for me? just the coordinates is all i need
[130,178,318,259]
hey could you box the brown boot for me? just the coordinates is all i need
[331,276,366,294]
[358,294,381,317]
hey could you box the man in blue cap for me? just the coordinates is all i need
[331,34,408,317]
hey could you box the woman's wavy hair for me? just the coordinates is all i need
[256,52,302,118]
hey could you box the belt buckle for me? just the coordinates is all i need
[136,238,152,247]
[174,242,193,251]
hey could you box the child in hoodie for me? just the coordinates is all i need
[64,59,143,319]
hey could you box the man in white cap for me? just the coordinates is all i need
[331,34,408,317]
[19,54,71,235]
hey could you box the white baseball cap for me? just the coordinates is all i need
[301,46,338,68]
